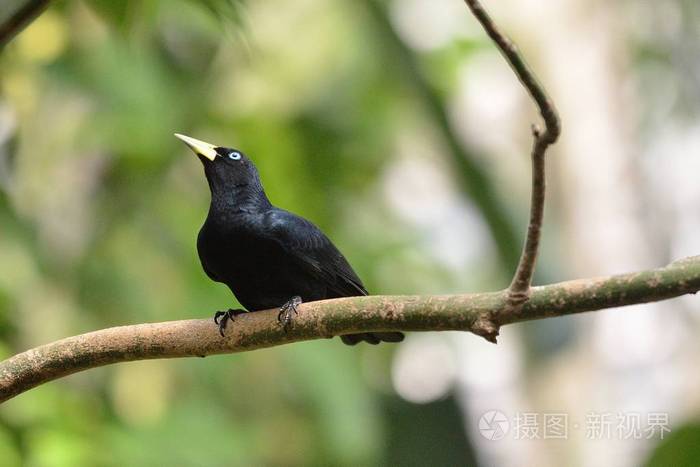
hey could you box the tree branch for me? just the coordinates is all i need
[0,0,51,49]
[1,256,698,403]
[464,0,561,306]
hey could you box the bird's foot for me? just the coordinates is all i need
[213,308,247,337]
[277,296,302,332]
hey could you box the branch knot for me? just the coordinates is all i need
[471,313,500,343]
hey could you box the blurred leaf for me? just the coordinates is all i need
[87,0,132,29]
[0,425,21,467]
[198,0,246,27]
[86,1,158,35]
[645,422,700,467]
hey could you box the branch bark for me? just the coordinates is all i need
[1,256,699,403]
[464,0,561,307]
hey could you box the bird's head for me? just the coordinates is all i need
[174,133,261,194]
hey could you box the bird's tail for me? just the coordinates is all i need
[340,332,405,346]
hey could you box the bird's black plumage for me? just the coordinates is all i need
[178,135,404,346]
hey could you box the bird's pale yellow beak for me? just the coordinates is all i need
[174,133,218,161]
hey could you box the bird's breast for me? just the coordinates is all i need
[197,218,283,283]
[196,213,327,310]
[198,221,256,275]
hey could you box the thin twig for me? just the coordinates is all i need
[0,0,51,49]
[463,0,561,307]
[1,256,699,403]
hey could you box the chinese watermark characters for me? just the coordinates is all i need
[478,411,670,441]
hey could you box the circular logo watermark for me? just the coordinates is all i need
[479,410,510,440]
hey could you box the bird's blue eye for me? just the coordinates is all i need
[228,151,241,160]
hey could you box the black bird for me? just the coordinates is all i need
[175,133,404,346]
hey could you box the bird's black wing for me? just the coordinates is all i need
[262,208,367,297]
[263,208,404,346]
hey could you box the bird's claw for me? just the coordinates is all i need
[277,296,302,332]
[213,308,246,337]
